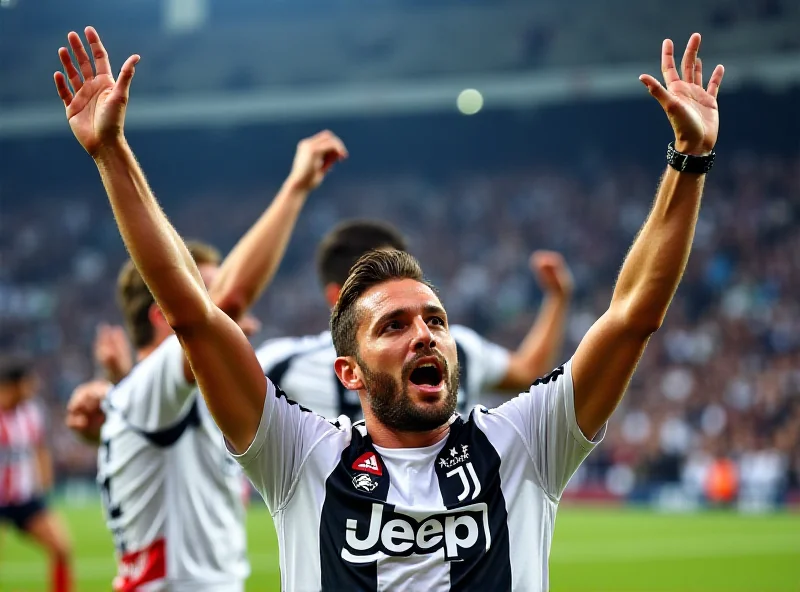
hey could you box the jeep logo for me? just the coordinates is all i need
[341,503,491,564]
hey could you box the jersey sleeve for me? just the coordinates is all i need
[227,377,338,512]
[108,335,196,432]
[491,358,605,500]
[449,324,511,405]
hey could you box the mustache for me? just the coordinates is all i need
[401,348,449,381]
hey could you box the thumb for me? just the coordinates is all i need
[113,54,140,102]
[639,74,673,109]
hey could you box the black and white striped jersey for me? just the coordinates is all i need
[98,336,249,591]
[254,325,510,420]
[231,358,604,592]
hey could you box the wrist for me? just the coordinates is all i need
[673,139,712,157]
[92,136,130,163]
[280,177,311,200]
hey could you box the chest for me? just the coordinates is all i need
[0,407,40,455]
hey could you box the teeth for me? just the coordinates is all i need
[419,363,437,369]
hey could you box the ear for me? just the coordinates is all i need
[147,303,171,335]
[334,356,364,392]
[324,283,342,308]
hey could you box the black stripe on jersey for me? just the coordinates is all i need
[273,383,314,414]
[531,365,564,387]
[134,398,201,448]
[262,341,329,389]
[455,341,469,413]
[320,426,391,591]
[434,415,512,591]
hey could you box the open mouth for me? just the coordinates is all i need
[409,360,444,387]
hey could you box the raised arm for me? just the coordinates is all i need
[571,33,724,439]
[209,131,347,320]
[54,27,264,452]
[495,251,573,391]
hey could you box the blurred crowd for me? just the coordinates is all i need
[2,147,799,509]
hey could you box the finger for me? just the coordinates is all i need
[53,72,74,107]
[695,58,703,88]
[68,31,95,83]
[639,74,674,110]
[112,55,140,102]
[681,33,701,84]
[58,47,83,93]
[84,26,112,77]
[661,39,680,86]
[314,133,348,159]
[707,64,724,99]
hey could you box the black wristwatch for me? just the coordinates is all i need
[666,142,715,174]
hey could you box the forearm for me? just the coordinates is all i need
[94,140,211,329]
[610,167,704,332]
[497,294,570,390]
[210,181,309,319]
[518,294,570,373]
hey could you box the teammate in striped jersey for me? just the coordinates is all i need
[256,221,573,419]
[59,26,722,590]
[0,357,72,592]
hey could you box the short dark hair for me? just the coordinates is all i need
[117,240,221,348]
[330,249,434,357]
[0,354,34,384]
[316,220,408,288]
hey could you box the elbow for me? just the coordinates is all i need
[163,293,217,336]
[213,291,248,322]
[610,299,667,338]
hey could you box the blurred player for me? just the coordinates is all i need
[61,96,346,592]
[0,356,72,592]
[55,26,723,589]
[256,221,573,419]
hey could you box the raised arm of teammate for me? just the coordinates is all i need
[495,251,573,391]
[54,27,287,452]
[571,33,724,439]
[210,131,346,319]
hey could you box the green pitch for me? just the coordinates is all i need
[1,503,798,591]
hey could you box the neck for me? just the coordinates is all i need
[365,418,451,449]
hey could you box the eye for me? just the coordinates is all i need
[429,316,446,327]
[384,320,403,332]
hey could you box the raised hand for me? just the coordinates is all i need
[639,33,724,155]
[286,130,349,192]
[53,27,140,157]
[94,323,133,385]
[530,251,574,298]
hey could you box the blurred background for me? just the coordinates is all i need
[1,0,799,590]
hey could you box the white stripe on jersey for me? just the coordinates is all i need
[0,401,44,505]
[232,359,604,591]
[255,326,510,421]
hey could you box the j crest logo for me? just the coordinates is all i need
[439,445,482,502]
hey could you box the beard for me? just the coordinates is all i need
[357,349,460,433]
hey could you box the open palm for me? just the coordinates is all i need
[640,33,724,155]
[54,27,139,157]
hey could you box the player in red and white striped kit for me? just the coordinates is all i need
[0,356,72,592]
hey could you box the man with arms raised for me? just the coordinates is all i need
[57,29,346,590]
[55,28,722,590]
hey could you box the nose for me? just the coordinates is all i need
[411,317,436,351]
